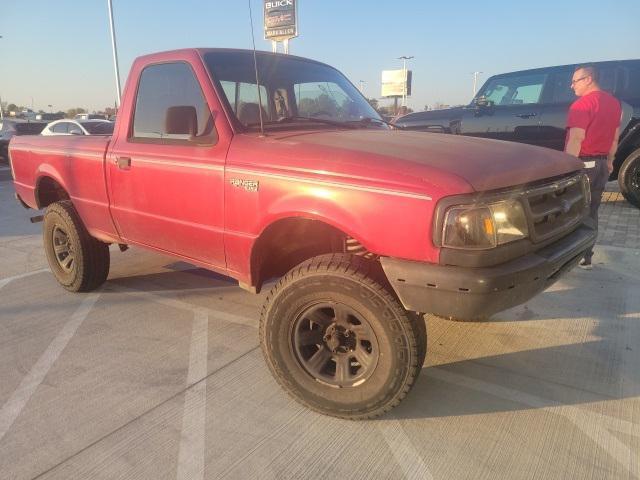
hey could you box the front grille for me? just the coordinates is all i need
[522,174,588,243]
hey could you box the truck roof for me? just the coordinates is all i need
[135,47,333,70]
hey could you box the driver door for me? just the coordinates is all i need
[461,72,548,146]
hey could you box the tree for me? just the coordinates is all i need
[7,103,18,113]
[366,98,379,111]
[66,107,87,119]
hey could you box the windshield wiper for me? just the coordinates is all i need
[347,117,406,130]
[276,115,358,129]
[246,116,356,129]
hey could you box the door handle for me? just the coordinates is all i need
[515,113,537,119]
[116,157,131,169]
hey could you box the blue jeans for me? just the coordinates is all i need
[581,155,609,261]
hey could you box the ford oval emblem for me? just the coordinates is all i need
[560,199,571,214]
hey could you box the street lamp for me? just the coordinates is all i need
[358,80,366,94]
[107,0,122,106]
[397,55,414,108]
[472,71,483,96]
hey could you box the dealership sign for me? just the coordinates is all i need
[381,69,413,97]
[264,0,298,40]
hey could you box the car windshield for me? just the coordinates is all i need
[80,121,114,135]
[203,51,383,130]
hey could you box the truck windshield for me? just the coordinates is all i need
[204,51,383,130]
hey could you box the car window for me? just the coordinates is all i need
[549,65,617,104]
[52,123,69,133]
[480,73,547,106]
[132,62,217,145]
[80,121,114,135]
[616,63,640,100]
[219,80,269,123]
[294,82,354,119]
[14,123,47,134]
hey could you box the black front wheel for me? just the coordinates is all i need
[619,148,640,208]
[260,254,426,420]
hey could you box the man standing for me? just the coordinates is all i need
[565,65,621,270]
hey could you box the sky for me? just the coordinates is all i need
[1,0,639,113]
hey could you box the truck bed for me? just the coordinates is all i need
[10,135,118,242]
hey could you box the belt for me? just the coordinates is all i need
[579,155,607,169]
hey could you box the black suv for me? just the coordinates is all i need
[395,60,640,207]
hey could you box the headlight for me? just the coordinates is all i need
[442,200,529,249]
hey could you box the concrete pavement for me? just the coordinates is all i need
[1,168,639,480]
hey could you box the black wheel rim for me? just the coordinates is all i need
[631,162,640,194]
[292,302,379,388]
[52,225,75,273]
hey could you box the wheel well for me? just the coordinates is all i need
[36,176,69,209]
[251,218,370,292]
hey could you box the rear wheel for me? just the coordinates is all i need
[260,254,425,419]
[618,148,640,208]
[43,201,110,292]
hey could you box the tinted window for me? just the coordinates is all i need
[616,62,640,100]
[132,62,216,144]
[80,121,114,135]
[14,123,46,134]
[549,65,617,104]
[52,123,69,133]
[480,73,547,106]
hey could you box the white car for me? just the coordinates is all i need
[42,119,114,136]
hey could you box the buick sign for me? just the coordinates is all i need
[264,0,298,40]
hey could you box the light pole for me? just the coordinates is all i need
[107,0,122,107]
[397,56,414,108]
[472,71,483,96]
[358,80,366,94]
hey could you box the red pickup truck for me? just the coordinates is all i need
[10,48,596,419]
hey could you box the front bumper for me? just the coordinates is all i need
[380,223,596,319]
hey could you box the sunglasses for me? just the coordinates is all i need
[571,76,590,85]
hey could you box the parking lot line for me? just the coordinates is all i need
[0,268,50,290]
[430,367,639,479]
[377,421,434,480]
[0,292,100,441]
[176,310,209,480]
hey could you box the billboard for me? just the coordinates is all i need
[264,0,298,40]
[381,69,412,98]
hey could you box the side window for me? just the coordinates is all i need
[480,74,547,106]
[294,82,359,119]
[132,62,217,145]
[549,70,576,104]
[550,65,618,105]
[617,63,640,100]
[52,123,69,133]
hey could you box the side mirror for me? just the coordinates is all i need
[474,96,493,108]
[165,106,198,136]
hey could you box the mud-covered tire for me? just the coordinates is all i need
[408,312,427,368]
[618,148,640,208]
[259,253,425,420]
[43,200,110,292]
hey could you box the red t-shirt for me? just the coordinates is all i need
[566,90,621,156]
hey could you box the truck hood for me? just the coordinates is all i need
[260,129,583,193]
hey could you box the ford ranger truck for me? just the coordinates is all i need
[9,48,596,419]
